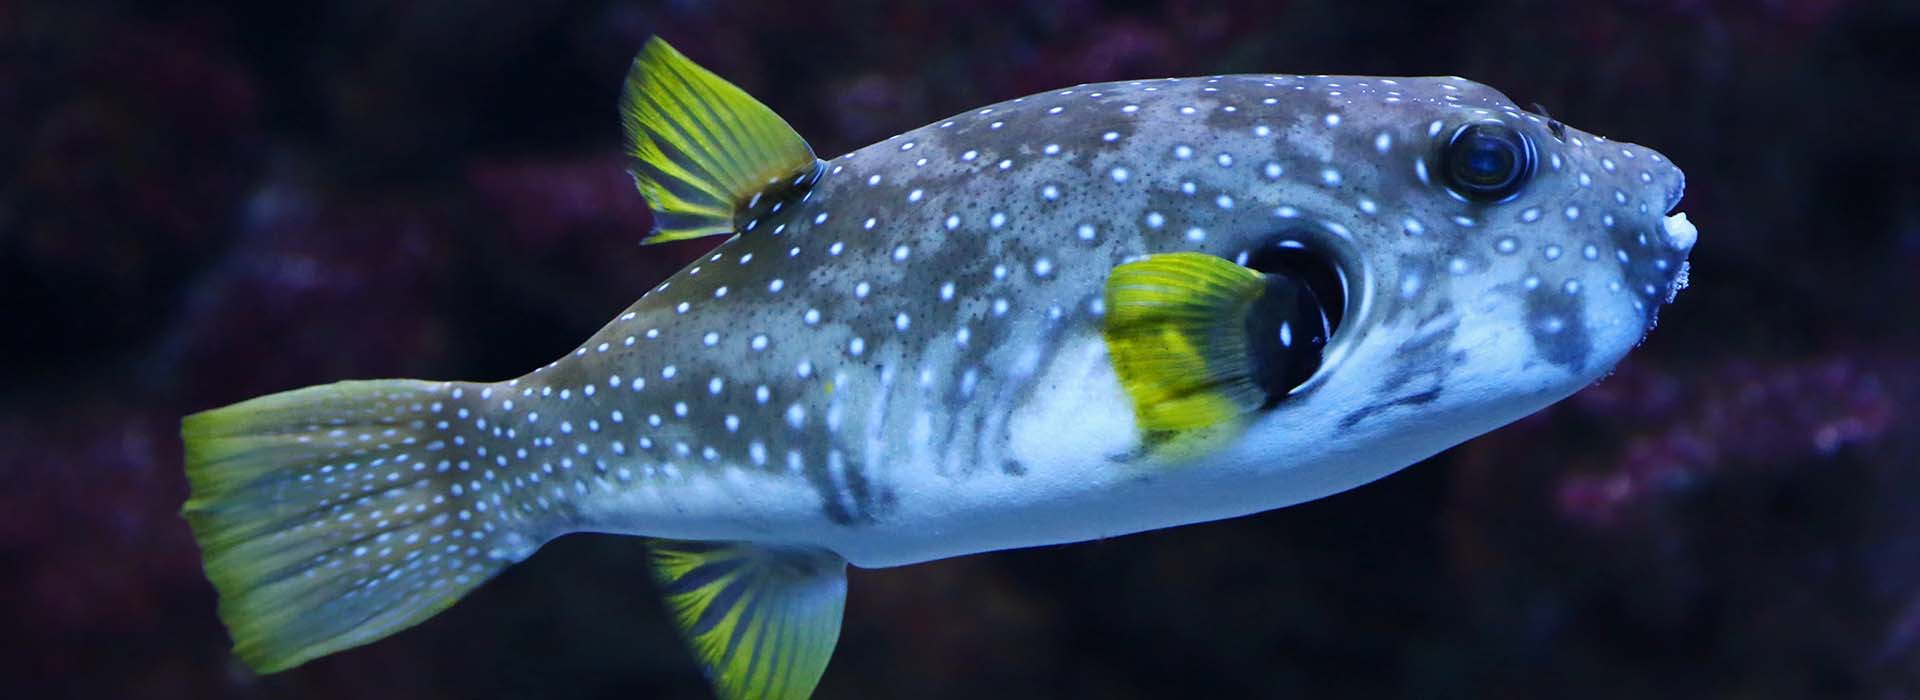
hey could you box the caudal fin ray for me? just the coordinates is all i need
[182,379,550,672]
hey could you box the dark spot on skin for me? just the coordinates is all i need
[1380,332,1460,394]
[1403,388,1443,405]
[839,452,876,522]
[806,465,855,525]
[1338,303,1461,430]
[1522,274,1591,373]
[806,437,890,527]
[1337,388,1443,430]
[940,90,1142,179]
[1001,460,1026,476]
[935,406,985,478]
[1198,85,1264,132]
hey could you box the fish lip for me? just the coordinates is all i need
[1662,212,1698,254]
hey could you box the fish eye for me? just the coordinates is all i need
[1244,240,1343,407]
[1442,122,1535,202]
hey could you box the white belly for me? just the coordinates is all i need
[819,319,1583,568]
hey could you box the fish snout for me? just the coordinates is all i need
[1638,148,1693,252]
[1612,145,1694,313]
[1623,144,1693,263]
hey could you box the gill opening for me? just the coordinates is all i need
[1243,227,1370,399]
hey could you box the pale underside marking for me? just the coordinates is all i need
[1006,334,1140,471]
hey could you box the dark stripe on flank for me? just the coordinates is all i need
[840,455,874,524]
[1337,388,1443,431]
[802,453,855,525]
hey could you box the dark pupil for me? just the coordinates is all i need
[1461,139,1515,185]
[1245,271,1331,408]
[1444,123,1532,200]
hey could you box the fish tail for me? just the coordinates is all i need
[181,379,556,672]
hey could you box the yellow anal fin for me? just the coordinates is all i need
[621,38,820,244]
[651,540,847,700]
[1102,252,1269,456]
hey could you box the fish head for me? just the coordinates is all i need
[1191,75,1694,484]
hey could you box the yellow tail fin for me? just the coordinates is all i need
[182,379,551,672]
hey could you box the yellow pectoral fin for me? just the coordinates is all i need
[1102,252,1270,457]
[621,38,820,244]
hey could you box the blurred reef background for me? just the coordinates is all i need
[4,0,1919,698]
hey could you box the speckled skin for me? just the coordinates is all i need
[461,74,1691,568]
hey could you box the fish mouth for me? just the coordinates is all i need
[1662,212,1698,253]
[1656,160,1693,253]
[1243,229,1370,398]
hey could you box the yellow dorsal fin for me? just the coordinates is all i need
[621,38,819,244]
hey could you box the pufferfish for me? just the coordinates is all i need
[181,38,1697,699]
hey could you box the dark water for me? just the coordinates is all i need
[4,1,1918,698]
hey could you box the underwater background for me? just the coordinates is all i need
[4,0,1917,697]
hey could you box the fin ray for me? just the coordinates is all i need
[650,53,753,176]
[621,38,817,244]
[182,380,551,672]
[663,60,761,182]
[650,540,847,700]
[1102,253,1271,455]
